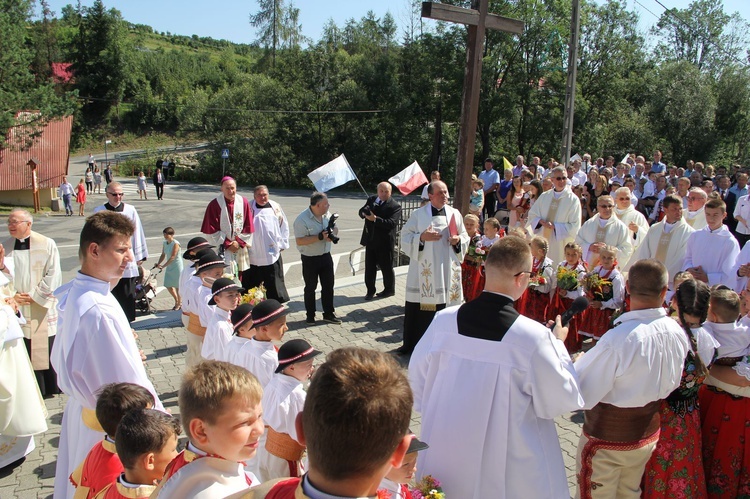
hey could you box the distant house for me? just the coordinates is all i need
[0,112,73,208]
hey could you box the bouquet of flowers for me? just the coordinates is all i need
[557,267,580,291]
[583,272,613,301]
[410,475,445,499]
[529,274,547,288]
[466,235,487,261]
[241,284,267,306]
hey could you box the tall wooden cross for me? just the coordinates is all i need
[422,1,523,214]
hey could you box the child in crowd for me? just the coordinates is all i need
[223,299,286,388]
[154,361,263,497]
[704,286,750,365]
[469,178,484,218]
[578,245,625,341]
[549,242,587,353]
[480,217,503,249]
[178,237,215,325]
[461,214,484,302]
[70,383,155,499]
[76,178,87,216]
[201,277,243,361]
[259,339,321,481]
[516,236,555,323]
[181,250,227,369]
[97,409,181,498]
[377,434,429,499]
[155,227,184,311]
[225,347,413,499]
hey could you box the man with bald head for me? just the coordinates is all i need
[685,187,708,229]
[358,182,402,300]
[398,181,468,355]
[93,182,148,322]
[201,176,254,279]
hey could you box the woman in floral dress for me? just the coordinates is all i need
[642,278,718,498]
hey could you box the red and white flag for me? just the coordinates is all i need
[388,161,429,195]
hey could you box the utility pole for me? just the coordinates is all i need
[560,0,581,167]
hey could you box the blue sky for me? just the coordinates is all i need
[39,0,750,45]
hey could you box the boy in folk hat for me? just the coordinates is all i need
[181,250,228,368]
[224,299,287,388]
[179,237,214,319]
[378,434,429,499]
[201,277,243,361]
[259,339,321,481]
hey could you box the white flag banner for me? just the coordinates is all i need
[569,153,582,163]
[620,153,630,165]
[307,154,357,192]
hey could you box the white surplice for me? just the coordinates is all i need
[575,308,689,409]
[200,307,232,361]
[636,219,694,288]
[400,204,469,307]
[574,215,633,268]
[409,302,583,498]
[733,242,750,293]
[249,200,289,266]
[615,205,649,271]
[682,225,740,289]
[51,273,163,499]
[93,204,148,278]
[221,337,278,388]
[528,187,582,266]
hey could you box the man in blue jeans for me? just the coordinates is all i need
[293,192,342,325]
[58,176,74,216]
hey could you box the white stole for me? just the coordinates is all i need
[216,194,251,274]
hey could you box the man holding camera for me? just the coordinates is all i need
[293,192,341,325]
[358,182,402,300]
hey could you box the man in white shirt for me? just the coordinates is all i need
[512,155,528,177]
[51,211,164,499]
[58,176,74,216]
[478,158,500,220]
[684,187,708,229]
[574,259,689,498]
[244,185,290,302]
[683,197,740,289]
[93,182,148,322]
[410,237,583,498]
[572,159,588,186]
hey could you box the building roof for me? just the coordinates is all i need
[0,112,73,191]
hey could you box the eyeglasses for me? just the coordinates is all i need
[554,176,567,180]
[107,192,124,197]
[514,270,533,277]
[7,220,30,226]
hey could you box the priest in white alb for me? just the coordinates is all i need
[575,195,633,268]
[51,212,164,499]
[396,181,468,355]
[636,195,694,292]
[201,176,254,279]
[684,187,708,230]
[682,197,740,289]
[0,253,48,469]
[614,186,649,271]
[1,208,62,397]
[409,237,583,498]
[528,166,582,266]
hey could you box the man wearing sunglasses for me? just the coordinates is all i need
[93,182,148,322]
[528,166,582,266]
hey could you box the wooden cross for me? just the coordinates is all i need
[422,1,523,214]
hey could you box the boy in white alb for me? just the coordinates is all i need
[223,300,286,388]
[682,198,740,289]
[704,287,750,370]
[259,339,321,481]
[178,237,214,326]
[201,277,242,361]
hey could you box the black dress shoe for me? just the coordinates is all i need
[365,293,375,300]
[305,316,316,325]
[377,290,396,298]
[322,313,342,324]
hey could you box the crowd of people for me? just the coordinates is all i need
[2,149,750,498]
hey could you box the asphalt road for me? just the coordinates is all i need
[27,147,379,288]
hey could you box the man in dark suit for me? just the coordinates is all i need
[358,182,402,300]
[152,167,165,200]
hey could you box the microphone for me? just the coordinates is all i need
[552,296,589,329]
